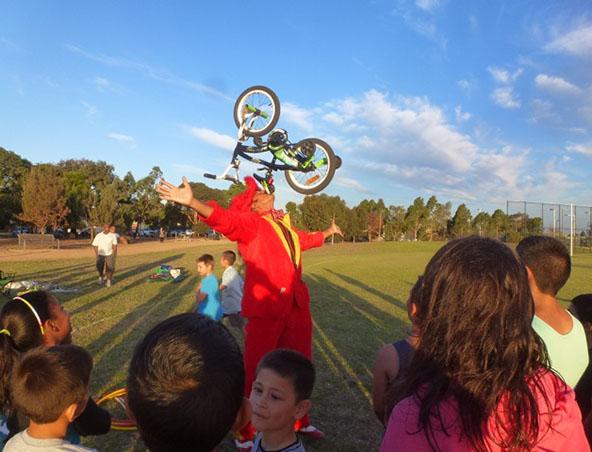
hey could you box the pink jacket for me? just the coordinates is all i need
[381,371,589,452]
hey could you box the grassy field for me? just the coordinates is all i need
[1,241,591,451]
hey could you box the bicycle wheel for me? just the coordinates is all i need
[233,86,280,137]
[285,138,337,195]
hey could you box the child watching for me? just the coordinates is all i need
[5,344,96,452]
[194,253,222,321]
[220,250,245,330]
[250,349,315,452]
[126,313,252,452]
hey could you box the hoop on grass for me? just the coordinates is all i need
[95,388,137,431]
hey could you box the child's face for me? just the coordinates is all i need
[196,262,212,277]
[249,368,308,434]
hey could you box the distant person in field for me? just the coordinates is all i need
[194,254,222,322]
[159,227,165,243]
[372,276,421,425]
[156,176,342,449]
[381,236,588,451]
[92,223,117,288]
[220,250,245,332]
[126,313,252,452]
[4,345,96,452]
[516,235,588,388]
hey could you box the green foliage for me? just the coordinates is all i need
[17,165,70,232]
[450,203,472,237]
[0,147,32,227]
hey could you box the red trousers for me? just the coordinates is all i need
[239,300,312,439]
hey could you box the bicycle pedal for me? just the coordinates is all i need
[204,173,216,179]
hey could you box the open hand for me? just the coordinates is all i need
[156,176,195,207]
[323,219,343,239]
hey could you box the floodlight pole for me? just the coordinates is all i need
[570,203,574,257]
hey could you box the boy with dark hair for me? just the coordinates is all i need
[250,349,315,452]
[195,254,222,321]
[516,235,588,387]
[220,250,245,330]
[5,344,96,452]
[127,313,252,452]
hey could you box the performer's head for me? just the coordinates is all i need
[250,191,275,215]
[229,177,275,215]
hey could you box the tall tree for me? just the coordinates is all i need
[384,205,405,241]
[0,147,32,228]
[405,197,428,241]
[472,211,491,236]
[490,209,508,239]
[450,203,473,237]
[17,165,70,233]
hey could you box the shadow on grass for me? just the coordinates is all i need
[324,269,408,312]
[302,274,407,451]
[69,254,185,315]
[17,262,95,282]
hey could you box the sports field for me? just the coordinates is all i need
[1,240,590,451]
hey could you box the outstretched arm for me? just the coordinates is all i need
[322,219,343,239]
[156,176,213,218]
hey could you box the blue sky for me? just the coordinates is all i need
[1,1,591,216]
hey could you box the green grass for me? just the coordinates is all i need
[1,241,591,451]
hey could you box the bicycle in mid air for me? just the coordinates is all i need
[204,86,341,195]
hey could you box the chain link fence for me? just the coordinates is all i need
[506,201,592,252]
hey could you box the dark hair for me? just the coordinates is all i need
[257,349,315,402]
[197,254,215,267]
[0,291,55,412]
[221,250,236,266]
[389,236,551,451]
[127,313,244,452]
[516,235,570,296]
[11,344,92,424]
[571,294,592,323]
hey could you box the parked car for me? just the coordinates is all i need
[11,226,30,237]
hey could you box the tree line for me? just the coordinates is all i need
[1,146,542,241]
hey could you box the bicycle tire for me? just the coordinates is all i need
[285,138,336,195]
[233,86,280,137]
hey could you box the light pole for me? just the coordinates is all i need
[550,208,556,237]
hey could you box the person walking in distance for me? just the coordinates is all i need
[92,223,117,288]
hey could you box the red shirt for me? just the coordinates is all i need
[202,204,324,319]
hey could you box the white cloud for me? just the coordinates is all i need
[81,101,97,117]
[391,4,447,48]
[334,176,372,193]
[469,15,478,32]
[184,126,236,151]
[487,66,522,84]
[566,142,592,157]
[455,106,472,122]
[172,164,208,176]
[108,132,134,142]
[457,79,471,90]
[491,87,520,109]
[66,44,233,101]
[535,74,582,95]
[415,0,440,12]
[281,102,315,132]
[545,24,592,58]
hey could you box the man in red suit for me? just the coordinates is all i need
[157,176,342,451]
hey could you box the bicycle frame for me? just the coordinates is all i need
[204,110,311,185]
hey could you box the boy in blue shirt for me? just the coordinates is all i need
[194,254,222,321]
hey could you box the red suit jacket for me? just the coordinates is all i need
[202,204,324,319]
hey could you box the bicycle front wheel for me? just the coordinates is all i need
[233,86,280,137]
[285,138,337,195]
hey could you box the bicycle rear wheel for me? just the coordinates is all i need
[285,138,337,195]
[234,86,280,137]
